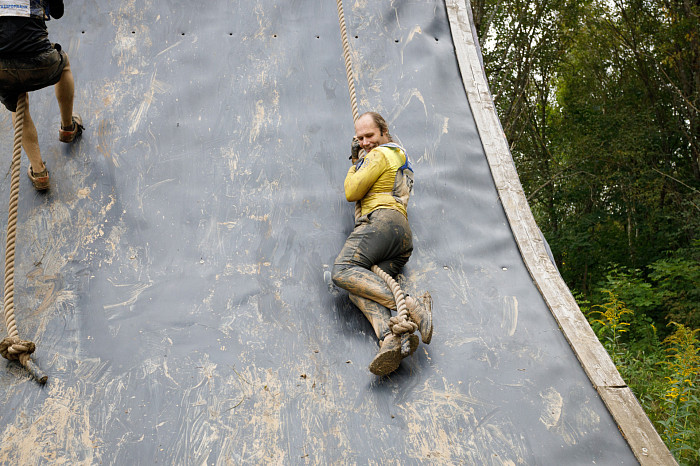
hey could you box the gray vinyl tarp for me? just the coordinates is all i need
[0,1,638,464]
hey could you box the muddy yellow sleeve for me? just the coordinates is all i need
[343,152,388,202]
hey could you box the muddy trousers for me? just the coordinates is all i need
[332,208,413,340]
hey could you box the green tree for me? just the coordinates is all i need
[474,0,699,300]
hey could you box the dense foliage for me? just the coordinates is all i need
[470,0,699,461]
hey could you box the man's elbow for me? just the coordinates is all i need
[344,183,362,202]
[345,192,361,202]
[344,186,365,202]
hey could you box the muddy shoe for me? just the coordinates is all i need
[27,163,49,190]
[407,292,433,344]
[369,334,402,376]
[59,114,84,143]
[401,333,419,358]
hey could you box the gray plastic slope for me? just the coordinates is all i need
[0,1,637,464]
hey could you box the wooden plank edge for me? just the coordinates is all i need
[599,386,678,465]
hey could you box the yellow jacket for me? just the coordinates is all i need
[344,144,409,218]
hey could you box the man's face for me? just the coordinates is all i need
[355,116,389,152]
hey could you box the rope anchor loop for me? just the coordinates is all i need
[0,337,36,363]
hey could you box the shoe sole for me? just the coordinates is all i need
[401,334,419,358]
[31,180,50,190]
[409,292,433,344]
[369,345,402,376]
[421,292,433,344]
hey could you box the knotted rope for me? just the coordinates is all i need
[1,93,47,384]
[371,265,417,336]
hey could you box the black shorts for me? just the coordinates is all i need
[335,208,413,275]
[332,208,413,309]
[0,44,67,112]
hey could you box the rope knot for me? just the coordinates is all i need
[389,315,418,335]
[0,336,36,363]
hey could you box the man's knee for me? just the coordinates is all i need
[333,264,373,299]
[331,263,347,288]
[332,263,366,291]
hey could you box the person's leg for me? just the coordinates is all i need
[12,96,50,190]
[333,210,419,375]
[11,95,44,174]
[348,293,391,340]
[54,54,74,130]
[405,292,433,344]
[333,265,397,309]
[353,292,419,376]
[332,209,413,309]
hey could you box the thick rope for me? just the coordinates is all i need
[335,0,364,222]
[1,93,47,384]
[335,0,416,338]
[371,265,417,336]
[336,0,360,123]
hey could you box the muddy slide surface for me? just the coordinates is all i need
[0,1,635,463]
